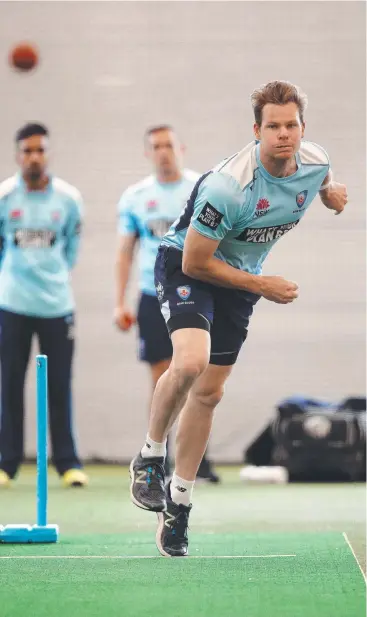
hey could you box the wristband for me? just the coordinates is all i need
[319,181,333,192]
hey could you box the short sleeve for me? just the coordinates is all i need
[117,192,138,236]
[190,172,242,241]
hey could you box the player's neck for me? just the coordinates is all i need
[156,169,182,184]
[23,173,49,192]
[260,153,297,178]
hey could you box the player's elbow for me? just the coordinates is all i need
[182,254,208,279]
[182,255,197,277]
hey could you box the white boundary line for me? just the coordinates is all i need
[0,554,296,560]
[342,532,366,584]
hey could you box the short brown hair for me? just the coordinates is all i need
[144,124,174,144]
[251,81,308,126]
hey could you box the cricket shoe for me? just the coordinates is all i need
[196,458,221,484]
[156,483,192,557]
[62,468,89,487]
[129,452,166,512]
[0,470,11,488]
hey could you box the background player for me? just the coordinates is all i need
[0,123,88,488]
[130,81,348,556]
[115,125,220,482]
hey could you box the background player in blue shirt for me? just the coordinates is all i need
[130,81,348,557]
[0,123,88,488]
[115,125,219,482]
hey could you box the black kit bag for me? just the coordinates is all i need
[271,396,366,482]
[245,396,366,482]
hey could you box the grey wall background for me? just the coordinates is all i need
[0,1,365,462]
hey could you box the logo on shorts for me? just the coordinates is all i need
[65,314,75,340]
[138,338,146,360]
[296,190,308,207]
[156,282,164,301]
[177,285,191,300]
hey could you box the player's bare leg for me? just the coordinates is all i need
[149,356,220,481]
[130,328,209,513]
[156,363,232,557]
[149,358,171,475]
[150,359,171,397]
[174,364,232,482]
[149,329,210,441]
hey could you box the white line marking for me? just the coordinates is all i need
[342,532,366,584]
[0,554,296,560]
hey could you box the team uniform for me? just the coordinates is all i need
[117,170,199,364]
[155,140,330,364]
[0,174,83,478]
[131,139,330,556]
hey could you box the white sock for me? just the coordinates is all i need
[141,435,166,459]
[170,472,194,507]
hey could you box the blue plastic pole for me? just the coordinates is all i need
[36,355,48,527]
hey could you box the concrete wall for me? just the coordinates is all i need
[0,1,365,462]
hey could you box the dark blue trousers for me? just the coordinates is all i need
[0,309,81,477]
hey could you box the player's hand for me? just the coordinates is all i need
[320,182,348,215]
[260,276,299,304]
[114,306,136,332]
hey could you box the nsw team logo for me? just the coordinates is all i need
[10,209,23,220]
[296,190,308,207]
[177,285,191,301]
[255,198,270,217]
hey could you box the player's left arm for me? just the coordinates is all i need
[64,192,83,269]
[319,170,348,215]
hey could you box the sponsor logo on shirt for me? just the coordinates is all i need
[13,229,57,248]
[254,198,270,218]
[146,200,158,210]
[197,203,224,230]
[148,219,174,238]
[235,221,300,243]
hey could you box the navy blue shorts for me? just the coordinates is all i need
[137,292,172,364]
[154,245,261,366]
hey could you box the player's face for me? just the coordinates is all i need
[16,135,49,181]
[254,103,305,160]
[145,129,184,175]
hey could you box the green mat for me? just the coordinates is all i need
[0,532,365,617]
[0,467,365,617]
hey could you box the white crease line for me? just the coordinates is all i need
[342,532,366,584]
[0,554,296,560]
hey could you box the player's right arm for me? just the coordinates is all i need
[319,171,348,215]
[115,193,139,331]
[182,173,298,304]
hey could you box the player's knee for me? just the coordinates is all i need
[170,355,208,390]
[194,384,225,410]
